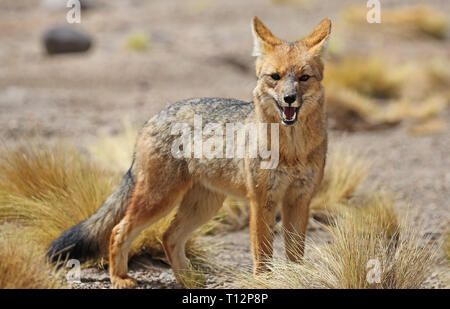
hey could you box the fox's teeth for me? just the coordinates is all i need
[282,106,297,121]
[283,111,296,121]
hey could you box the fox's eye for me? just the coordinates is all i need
[270,73,281,81]
[299,74,310,82]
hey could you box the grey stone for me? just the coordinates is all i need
[42,26,92,55]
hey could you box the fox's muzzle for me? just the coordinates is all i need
[278,76,302,125]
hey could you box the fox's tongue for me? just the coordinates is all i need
[283,106,296,120]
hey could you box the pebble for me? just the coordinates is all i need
[42,26,92,55]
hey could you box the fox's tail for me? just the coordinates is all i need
[47,165,135,263]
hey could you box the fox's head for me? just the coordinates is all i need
[251,17,331,126]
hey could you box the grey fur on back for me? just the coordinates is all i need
[154,98,254,124]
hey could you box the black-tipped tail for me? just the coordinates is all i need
[47,166,135,263]
[46,221,98,263]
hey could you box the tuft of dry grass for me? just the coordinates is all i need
[233,193,435,289]
[324,56,404,99]
[325,87,400,131]
[0,225,65,289]
[444,229,450,262]
[343,5,448,39]
[0,141,205,267]
[310,145,369,221]
[338,192,399,241]
[384,6,448,40]
[385,96,448,123]
[324,55,449,133]
[0,141,116,253]
[323,56,404,131]
[407,118,447,136]
[426,60,450,93]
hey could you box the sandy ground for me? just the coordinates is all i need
[0,0,448,288]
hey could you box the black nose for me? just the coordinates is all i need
[283,94,296,104]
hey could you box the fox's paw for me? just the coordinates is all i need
[111,276,137,289]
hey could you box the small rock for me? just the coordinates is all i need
[159,273,167,279]
[42,25,92,55]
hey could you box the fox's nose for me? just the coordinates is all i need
[283,94,296,104]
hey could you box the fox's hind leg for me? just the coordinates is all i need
[109,177,191,289]
[162,184,225,287]
[109,212,147,289]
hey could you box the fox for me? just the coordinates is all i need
[47,17,331,289]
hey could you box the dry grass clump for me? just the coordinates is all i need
[400,60,450,103]
[426,59,450,89]
[0,141,205,267]
[323,56,404,131]
[325,88,400,131]
[0,225,65,289]
[385,96,448,122]
[310,145,369,220]
[407,118,447,136]
[343,5,448,39]
[324,55,449,133]
[325,7,449,134]
[0,141,116,252]
[234,194,435,289]
[340,192,399,240]
[384,6,448,40]
[383,95,448,136]
[325,57,404,99]
[444,229,450,262]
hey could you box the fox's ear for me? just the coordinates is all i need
[251,16,282,57]
[302,18,331,57]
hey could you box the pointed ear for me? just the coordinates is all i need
[251,16,282,57]
[302,18,331,57]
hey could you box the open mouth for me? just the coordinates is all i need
[277,105,300,125]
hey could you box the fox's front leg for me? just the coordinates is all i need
[249,197,277,274]
[281,189,313,263]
